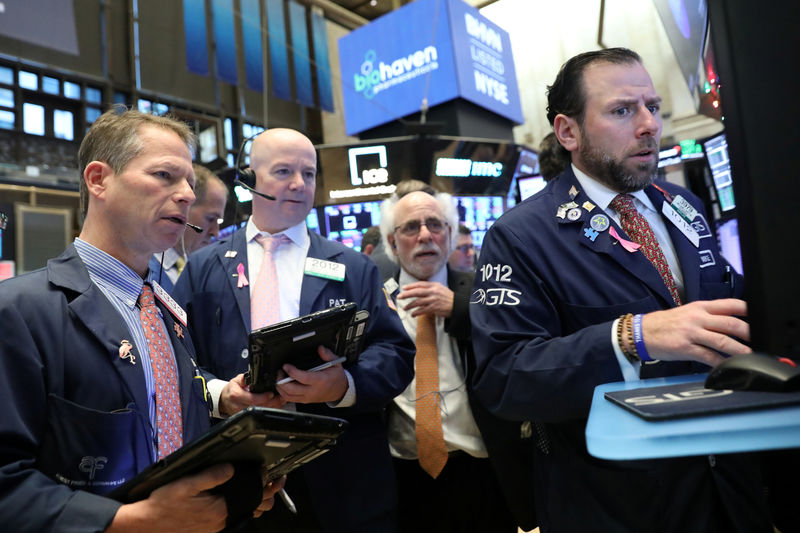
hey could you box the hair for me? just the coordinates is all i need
[538,132,570,181]
[192,164,227,205]
[457,224,472,237]
[545,47,642,127]
[394,178,437,198]
[361,225,382,249]
[78,106,196,218]
[379,190,459,263]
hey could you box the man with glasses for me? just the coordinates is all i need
[448,224,476,272]
[378,191,533,533]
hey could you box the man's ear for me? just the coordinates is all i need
[387,234,396,251]
[553,114,580,153]
[83,161,114,201]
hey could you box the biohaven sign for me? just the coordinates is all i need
[338,0,523,136]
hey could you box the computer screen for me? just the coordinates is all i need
[322,201,382,251]
[451,196,504,251]
[517,176,547,201]
[716,217,743,275]
[703,133,735,212]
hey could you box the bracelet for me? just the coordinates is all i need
[632,314,652,362]
[617,313,639,364]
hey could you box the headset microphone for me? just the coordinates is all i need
[233,179,276,201]
[185,222,203,233]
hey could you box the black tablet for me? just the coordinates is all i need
[246,303,370,393]
[110,407,348,503]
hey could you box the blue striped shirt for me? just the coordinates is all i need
[74,238,178,457]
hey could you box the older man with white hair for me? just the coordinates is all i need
[379,190,534,533]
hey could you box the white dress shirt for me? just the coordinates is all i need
[388,266,488,459]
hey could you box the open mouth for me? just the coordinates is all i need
[165,215,186,225]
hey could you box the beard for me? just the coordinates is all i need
[578,134,659,193]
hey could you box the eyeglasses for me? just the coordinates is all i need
[454,244,474,254]
[394,217,447,237]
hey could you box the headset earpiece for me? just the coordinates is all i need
[237,167,257,188]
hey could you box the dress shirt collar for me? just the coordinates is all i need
[157,246,183,270]
[245,217,309,249]
[571,163,657,215]
[74,238,144,309]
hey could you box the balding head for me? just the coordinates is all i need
[248,128,317,234]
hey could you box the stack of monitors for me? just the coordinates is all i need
[452,196,504,251]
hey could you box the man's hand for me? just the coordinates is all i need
[107,464,233,533]
[397,281,454,318]
[254,475,286,518]
[219,373,286,417]
[277,346,348,404]
[641,298,751,367]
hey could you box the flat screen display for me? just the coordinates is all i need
[451,196,504,250]
[518,176,546,201]
[716,217,743,275]
[703,133,736,212]
[323,201,382,251]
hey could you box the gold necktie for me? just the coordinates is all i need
[175,256,186,276]
[415,313,448,478]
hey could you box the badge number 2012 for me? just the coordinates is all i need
[480,263,512,283]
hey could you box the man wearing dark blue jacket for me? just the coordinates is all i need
[174,128,415,532]
[470,48,772,532]
[0,109,281,532]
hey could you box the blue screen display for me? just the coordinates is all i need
[323,201,382,251]
[451,195,504,250]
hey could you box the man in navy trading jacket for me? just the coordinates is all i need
[173,128,415,532]
[470,48,773,532]
[0,109,282,533]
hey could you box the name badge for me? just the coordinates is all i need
[670,195,699,223]
[304,257,346,281]
[662,201,700,247]
[152,281,188,326]
[383,278,399,295]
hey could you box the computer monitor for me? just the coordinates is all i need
[703,133,735,212]
[451,196,504,251]
[322,201,382,251]
[518,176,547,201]
[708,0,799,357]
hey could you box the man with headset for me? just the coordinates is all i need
[173,128,415,532]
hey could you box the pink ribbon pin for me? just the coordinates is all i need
[236,263,249,288]
[610,226,641,253]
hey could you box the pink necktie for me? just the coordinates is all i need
[251,234,289,330]
[611,194,682,306]
[415,314,448,478]
[139,285,183,458]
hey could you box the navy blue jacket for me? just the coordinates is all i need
[173,228,415,532]
[470,168,769,532]
[0,245,211,533]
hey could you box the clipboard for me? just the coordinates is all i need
[110,406,347,503]
[246,303,370,393]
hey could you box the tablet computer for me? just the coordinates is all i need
[246,303,370,393]
[110,407,348,503]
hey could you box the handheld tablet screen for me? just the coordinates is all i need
[110,407,347,503]
[247,303,369,393]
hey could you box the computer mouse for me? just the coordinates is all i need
[705,352,800,392]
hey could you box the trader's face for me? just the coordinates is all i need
[250,129,317,234]
[183,179,228,254]
[449,233,475,272]
[98,125,195,267]
[389,192,451,281]
[570,61,663,193]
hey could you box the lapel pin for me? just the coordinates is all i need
[566,207,582,221]
[556,206,567,219]
[590,214,610,232]
[236,263,249,288]
[569,185,579,199]
[582,201,596,212]
[610,226,641,253]
[225,250,237,258]
[118,340,136,365]
[583,228,600,242]
[173,323,184,339]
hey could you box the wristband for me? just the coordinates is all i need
[632,314,652,362]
